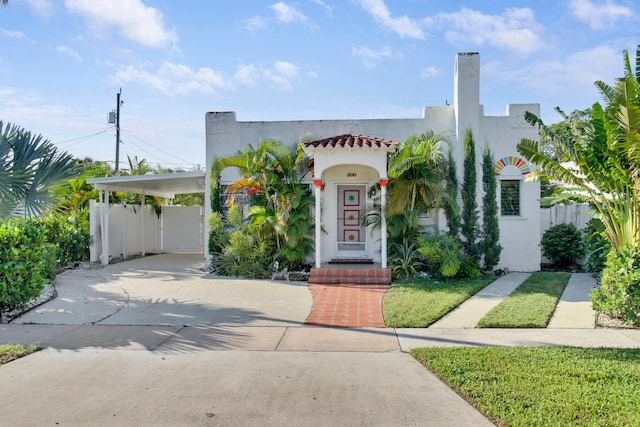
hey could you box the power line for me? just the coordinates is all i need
[54,128,110,148]
[120,133,174,166]
[120,129,198,166]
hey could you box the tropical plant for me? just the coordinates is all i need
[54,176,96,223]
[582,220,611,273]
[517,46,640,252]
[211,139,314,271]
[518,46,640,322]
[389,242,424,279]
[0,121,80,220]
[461,129,480,261]
[386,130,447,215]
[481,145,501,270]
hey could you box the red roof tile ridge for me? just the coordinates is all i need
[303,133,399,148]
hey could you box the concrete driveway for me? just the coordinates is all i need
[13,253,313,326]
[1,254,494,426]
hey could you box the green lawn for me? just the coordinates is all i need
[0,342,38,365]
[383,276,495,328]
[476,271,570,328]
[412,346,640,427]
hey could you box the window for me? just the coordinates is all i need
[501,180,520,216]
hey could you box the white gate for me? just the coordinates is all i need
[163,206,203,253]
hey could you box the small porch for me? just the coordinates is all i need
[302,134,398,283]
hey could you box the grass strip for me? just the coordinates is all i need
[0,342,39,365]
[383,276,495,328]
[412,346,640,427]
[477,271,570,328]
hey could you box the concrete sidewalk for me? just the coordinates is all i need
[3,323,640,352]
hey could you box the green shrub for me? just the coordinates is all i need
[0,222,51,315]
[207,211,228,255]
[30,213,90,266]
[417,233,480,279]
[212,230,272,278]
[591,244,640,325]
[541,223,584,268]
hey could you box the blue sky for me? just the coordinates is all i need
[1,0,637,170]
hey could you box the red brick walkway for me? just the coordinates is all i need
[305,283,390,328]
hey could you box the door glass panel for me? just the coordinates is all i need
[337,185,366,251]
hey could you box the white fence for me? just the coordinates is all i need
[90,201,203,264]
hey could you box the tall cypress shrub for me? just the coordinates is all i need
[481,145,501,270]
[461,129,480,261]
[443,148,461,238]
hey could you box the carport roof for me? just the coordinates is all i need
[87,171,206,198]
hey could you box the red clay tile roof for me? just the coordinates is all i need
[303,133,399,149]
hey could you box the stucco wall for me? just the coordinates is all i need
[205,52,542,271]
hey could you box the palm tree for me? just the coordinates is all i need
[0,121,80,220]
[365,130,446,251]
[517,46,640,252]
[386,130,447,216]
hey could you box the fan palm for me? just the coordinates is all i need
[0,121,79,220]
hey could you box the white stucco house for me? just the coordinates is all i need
[205,52,541,273]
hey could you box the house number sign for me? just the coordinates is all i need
[347,172,357,177]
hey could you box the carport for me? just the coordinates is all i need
[87,171,206,265]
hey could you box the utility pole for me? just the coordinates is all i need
[115,88,122,175]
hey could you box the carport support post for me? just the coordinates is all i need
[141,190,145,257]
[102,190,110,265]
[313,179,323,268]
[380,179,389,269]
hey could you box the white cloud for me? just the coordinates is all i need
[110,60,303,94]
[234,64,259,86]
[1,29,25,39]
[356,0,424,39]
[352,45,401,68]
[0,87,76,132]
[569,0,633,30]
[420,66,441,78]
[270,2,308,24]
[24,0,53,18]
[64,0,177,49]
[310,0,334,16]
[261,61,301,91]
[111,62,227,95]
[428,7,545,56]
[56,45,82,62]
[244,3,316,32]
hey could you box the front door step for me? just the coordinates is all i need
[328,258,373,264]
[309,267,391,285]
